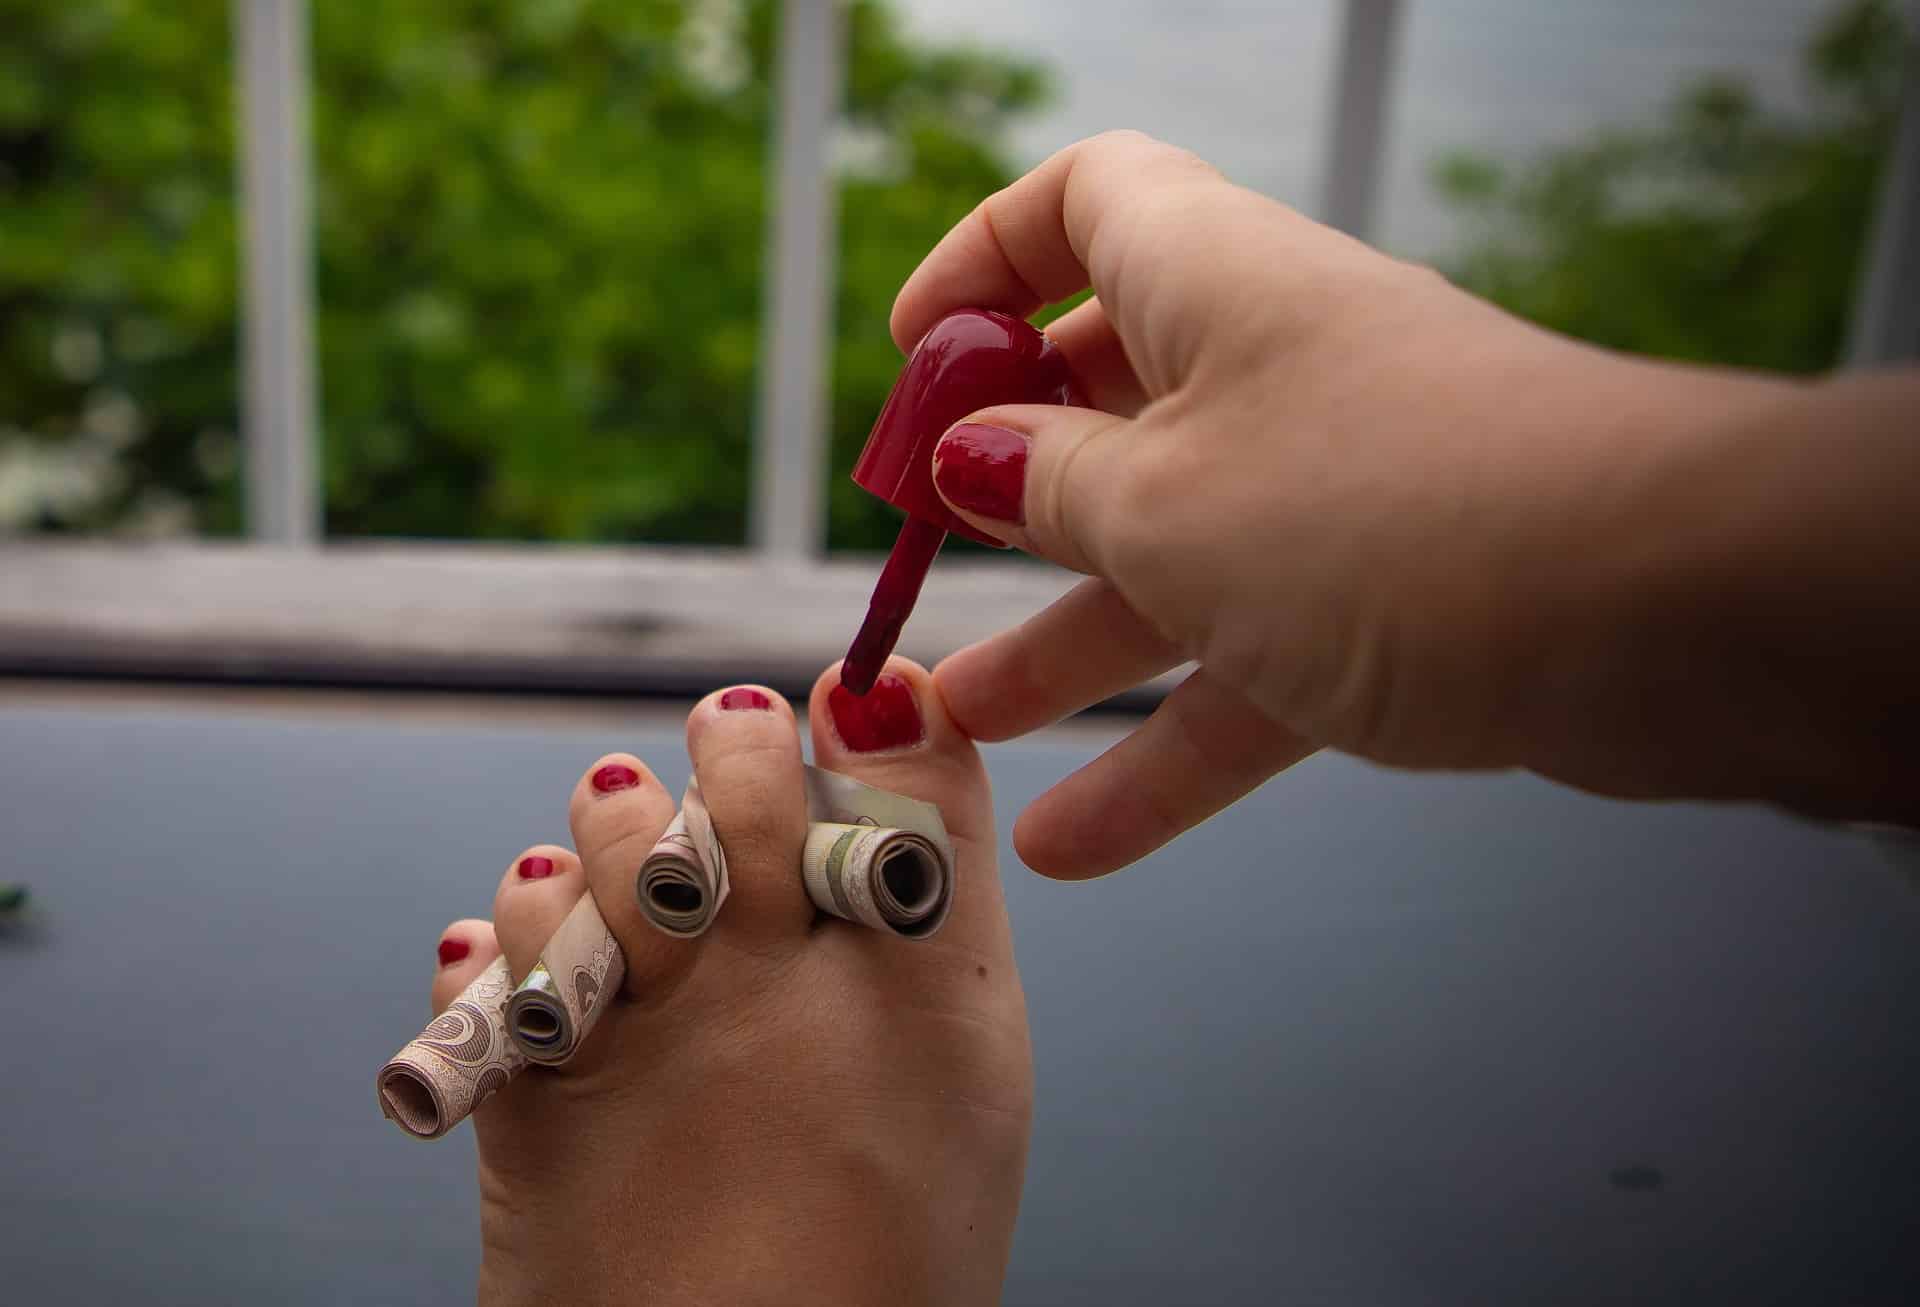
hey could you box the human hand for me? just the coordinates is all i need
[907,131,1819,874]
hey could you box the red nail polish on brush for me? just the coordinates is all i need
[839,309,1075,696]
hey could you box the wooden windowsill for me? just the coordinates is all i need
[0,539,1178,709]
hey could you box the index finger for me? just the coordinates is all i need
[889,130,1224,354]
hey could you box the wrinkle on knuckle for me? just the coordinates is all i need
[979,193,1051,306]
[1047,412,1127,574]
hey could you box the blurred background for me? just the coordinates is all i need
[3,2,1918,1304]
[1,0,1909,549]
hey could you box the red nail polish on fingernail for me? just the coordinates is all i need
[592,763,641,794]
[933,423,1029,524]
[437,937,470,966]
[718,687,773,711]
[827,673,925,752]
[518,855,556,880]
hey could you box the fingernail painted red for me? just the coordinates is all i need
[828,673,924,752]
[591,763,641,794]
[518,855,556,880]
[718,687,774,711]
[437,937,470,966]
[933,423,1029,524]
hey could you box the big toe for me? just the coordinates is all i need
[810,657,1005,952]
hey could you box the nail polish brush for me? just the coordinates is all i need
[839,309,1074,695]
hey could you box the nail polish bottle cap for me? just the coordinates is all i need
[851,308,1074,545]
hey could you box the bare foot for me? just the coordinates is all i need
[426,658,1032,1306]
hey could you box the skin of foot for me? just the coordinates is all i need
[426,658,1033,1307]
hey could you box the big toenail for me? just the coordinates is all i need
[437,937,470,966]
[592,763,642,794]
[828,674,925,752]
[518,855,556,880]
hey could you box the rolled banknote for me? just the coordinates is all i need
[380,768,955,1138]
[377,955,524,1141]
[634,780,729,937]
[502,779,718,1064]
[503,892,628,1066]
[581,768,953,1052]
[800,769,954,937]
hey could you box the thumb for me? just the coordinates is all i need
[930,403,1137,577]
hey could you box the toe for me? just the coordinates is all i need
[567,752,692,1000]
[684,686,813,941]
[490,844,586,983]
[810,657,1005,947]
[429,918,501,1014]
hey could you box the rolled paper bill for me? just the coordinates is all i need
[636,768,954,937]
[380,768,957,1138]
[634,780,729,937]
[503,892,628,1065]
[377,955,525,1141]
[800,769,954,937]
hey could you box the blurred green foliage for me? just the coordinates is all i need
[0,1,238,533]
[2,1,1905,545]
[1433,0,1905,373]
[0,0,1045,545]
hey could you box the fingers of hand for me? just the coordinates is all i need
[934,578,1181,742]
[684,686,813,939]
[891,130,1226,353]
[429,918,501,1015]
[931,401,1137,577]
[1012,669,1316,880]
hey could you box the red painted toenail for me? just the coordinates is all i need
[437,937,470,966]
[591,763,641,794]
[518,855,556,880]
[719,687,774,711]
[828,674,925,752]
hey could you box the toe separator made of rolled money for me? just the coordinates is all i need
[381,769,955,1138]
[799,766,956,937]
[378,955,525,1140]
[503,893,627,1066]
[635,768,955,939]
[801,823,952,936]
[634,783,729,938]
